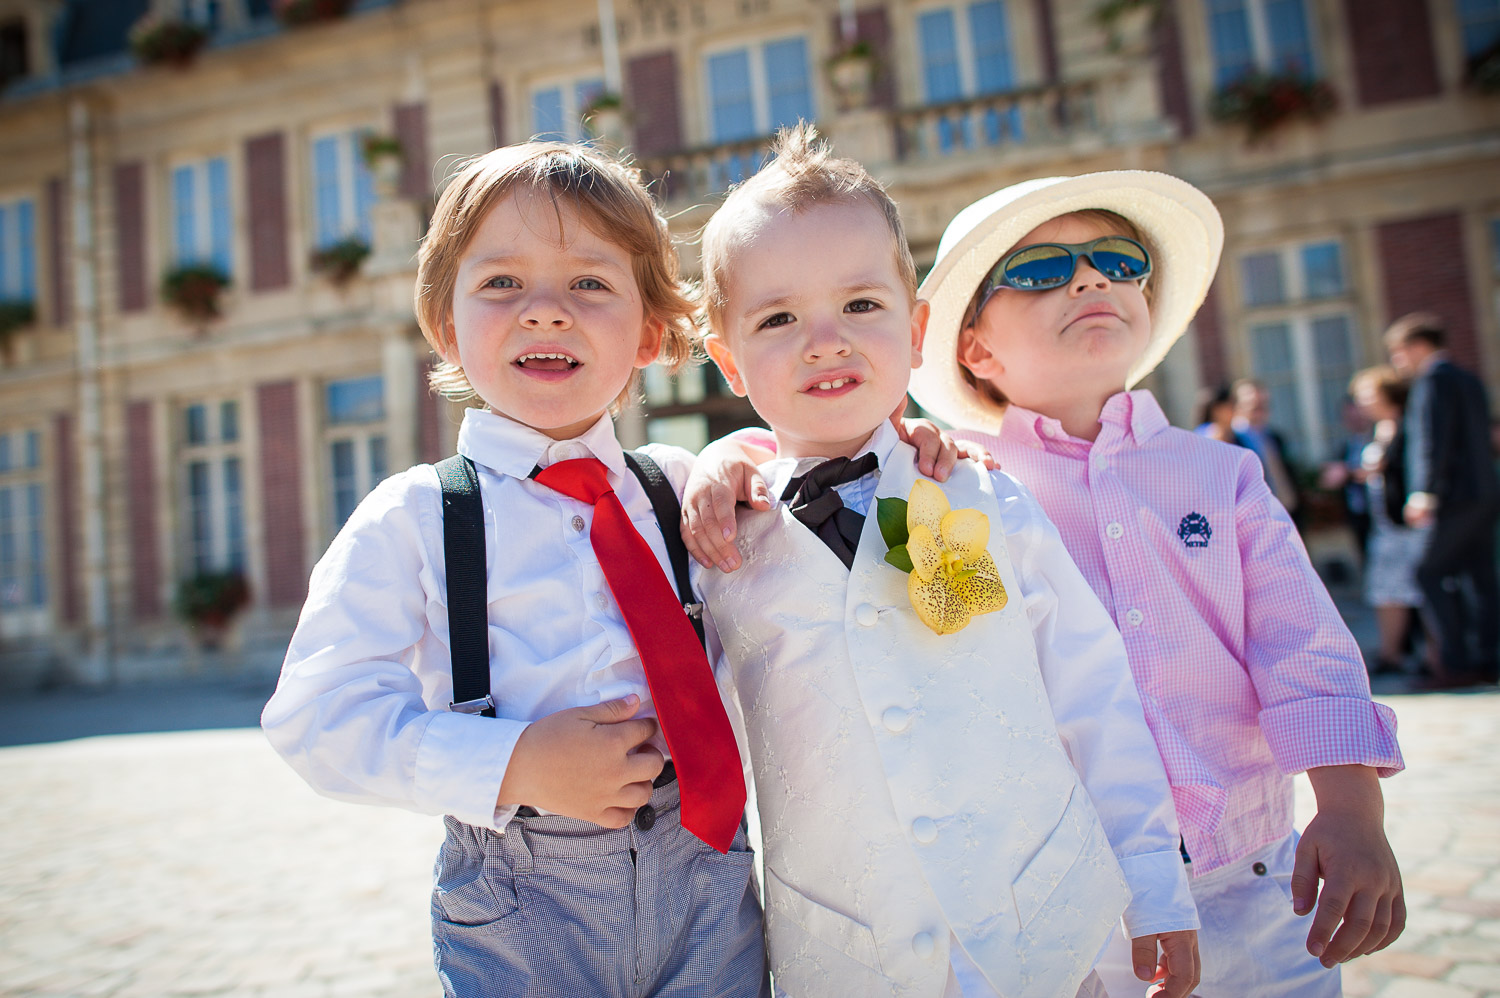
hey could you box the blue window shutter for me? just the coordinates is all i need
[313,136,341,248]
[352,135,375,244]
[1265,0,1315,75]
[532,87,566,141]
[17,200,35,299]
[708,49,757,141]
[969,1,1015,94]
[919,9,963,101]
[1206,0,1255,86]
[207,157,232,275]
[173,165,197,264]
[764,38,813,129]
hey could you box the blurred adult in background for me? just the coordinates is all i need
[1193,384,1252,447]
[1349,367,1427,676]
[1321,394,1373,566]
[1385,313,1499,685]
[1232,378,1301,522]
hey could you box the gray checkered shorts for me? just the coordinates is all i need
[432,777,768,997]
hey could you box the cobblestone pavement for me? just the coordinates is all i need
[1,680,1496,996]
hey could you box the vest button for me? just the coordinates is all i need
[912,932,935,958]
[912,817,937,844]
[634,803,656,831]
[571,515,586,532]
[882,707,911,732]
[855,603,879,627]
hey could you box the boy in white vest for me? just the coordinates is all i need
[692,125,1199,997]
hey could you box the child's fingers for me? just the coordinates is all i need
[1354,893,1395,958]
[931,439,959,482]
[1289,836,1321,916]
[1129,935,1159,982]
[1319,890,1378,965]
[575,694,642,725]
[681,483,739,571]
[1368,890,1406,954]
[747,470,771,510]
[913,432,940,477]
[1303,881,1350,962]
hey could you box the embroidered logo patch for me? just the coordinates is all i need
[1177,512,1212,548]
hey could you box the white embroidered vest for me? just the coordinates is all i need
[699,445,1130,998]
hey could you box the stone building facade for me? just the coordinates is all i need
[0,0,1496,686]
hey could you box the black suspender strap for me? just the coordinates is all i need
[623,450,707,650]
[435,455,495,718]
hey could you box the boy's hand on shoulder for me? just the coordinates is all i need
[1296,765,1406,966]
[1130,929,1199,998]
[497,695,665,827]
[682,437,773,574]
[890,407,998,481]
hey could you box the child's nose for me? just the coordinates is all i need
[806,320,852,358]
[1071,259,1112,293]
[520,293,572,328]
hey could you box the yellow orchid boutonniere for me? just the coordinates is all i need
[878,480,1008,635]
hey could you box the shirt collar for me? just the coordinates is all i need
[762,421,899,501]
[999,390,1169,451]
[455,409,627,481]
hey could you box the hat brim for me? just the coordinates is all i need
[909,171,1223,432]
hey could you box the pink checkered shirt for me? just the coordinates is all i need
[958,390,1403,874]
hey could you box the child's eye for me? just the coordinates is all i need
[484,275,519,289]
[846,299,880,314]
[759,312,794,329]
[574,277,608,291]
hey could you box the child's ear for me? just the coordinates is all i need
[703,333,748,397]
[957,325,1001,380]
[634,317,666,368]
[909,299,930,369]
[437,314,460,365]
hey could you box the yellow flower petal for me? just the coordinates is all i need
[951,553,1008,616]
[907,480,949,539]
[908,523,942,583]
[940,508,990,560]
[909,571,973,635]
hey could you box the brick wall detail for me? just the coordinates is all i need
[1377,212,1482,371]
[394,102,430,200]
[245,132,291,292]
[257,380,307,607]
[125,400,162,620]
[1155,1,1195,137]
[626,51,683,156]
[113,162,147,313]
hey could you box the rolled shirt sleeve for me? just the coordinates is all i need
[997,472,1198,937]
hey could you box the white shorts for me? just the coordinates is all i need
[1094,832,1341,997]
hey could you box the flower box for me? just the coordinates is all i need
[161,264,230,321]
[129,16,209,69]
[310,236,371,286]
[1209,70,1337,142]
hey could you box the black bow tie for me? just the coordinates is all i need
[781,453,880,569]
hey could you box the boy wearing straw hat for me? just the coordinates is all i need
[906,172,1406,995]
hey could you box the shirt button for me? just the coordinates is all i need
[1125,608,1144,627]
[571,515,585,532]
[855,603,879,627]
[1252,861,1267,876]
[1092,455,1107,472]
[912,817,937,844]
[882,707,911,732]
[1106,522,1124,539]
[596,593,610,611]
[634,803,656,831]
[912,932,935,958]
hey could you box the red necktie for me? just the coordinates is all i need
[534,457,746,852]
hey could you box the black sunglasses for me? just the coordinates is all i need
[971,235,1152,321]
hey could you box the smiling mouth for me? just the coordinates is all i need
[515,352,580,372]
[804,376,858,393]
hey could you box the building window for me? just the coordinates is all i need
[531,76,606,141]
[171,157,232,274]
[917,2,1021,149]
[706,37,814,142]
[311,131,375,250]
[1205,0,1317,87]
[325,375,387,529]
[0,19,29,89]
[1240,239,1358,461]
[181,400,245,576]
[0,196,36,306]
[0,427,46,613]
[1458,0,1500,58]
[179,0,222,30]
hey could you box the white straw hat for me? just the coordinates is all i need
[909,171,1223,432]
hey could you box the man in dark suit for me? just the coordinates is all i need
[1386,313,1499,685]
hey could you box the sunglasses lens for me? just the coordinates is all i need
[1002,245,1074,289]
[1090,238,1150,280]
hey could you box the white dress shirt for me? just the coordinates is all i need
[262,409,708,831]
[759,423,1195,998]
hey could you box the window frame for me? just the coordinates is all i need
[914,0,1019,103]
[0,192,37,304]
[1204,0,1320,87]
[168,154,234,276]
[0,425,47,623]
[323,374,389,533]
[700,33,816,144]
[178,398,247,578]
[308,128,376,251]
[528,73,607,142]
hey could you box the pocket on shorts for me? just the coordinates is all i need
[432,830,522,928]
